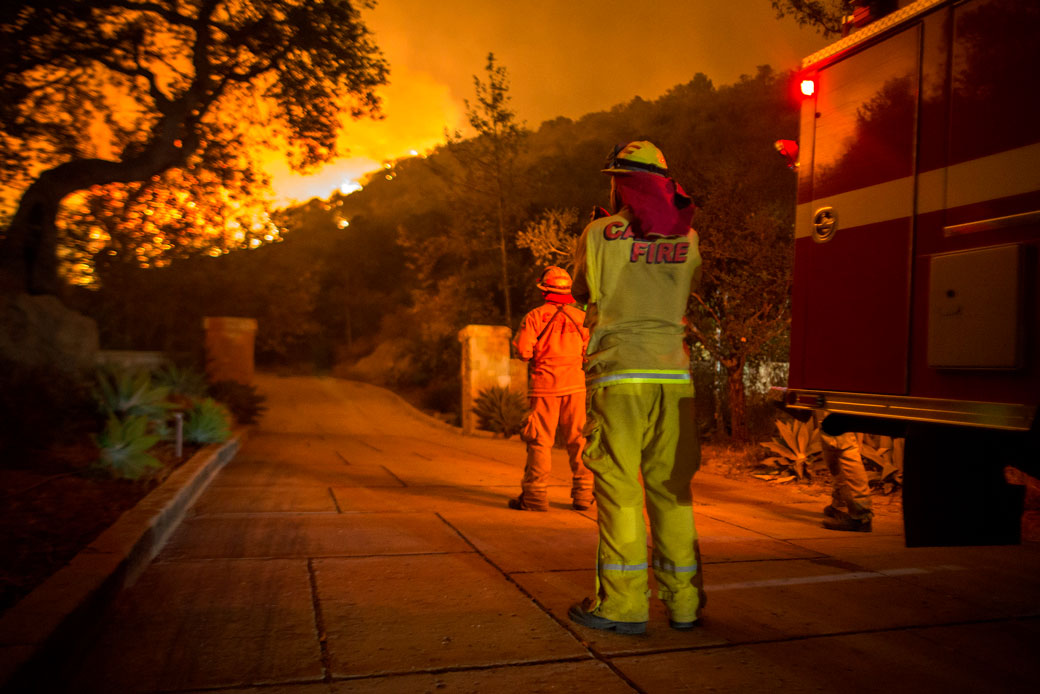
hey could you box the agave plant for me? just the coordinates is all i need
[93,414,162,480]
[756,417,823,482]
[207,380,267,425]
[93,365,172,421]
[860,434,904,494]
[183,398,232,444]
[152,363,208,402]
[472,386,530,439]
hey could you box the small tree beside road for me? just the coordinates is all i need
[444,53,528,329]
[679,68,797,441]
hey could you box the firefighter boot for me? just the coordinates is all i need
[508,491,548,512]
[823,514,873,532]
[572,496,595,511]
[819,505,869,532]
[822,506,873,532]
[567,599,646,635]
[572,474,595,510]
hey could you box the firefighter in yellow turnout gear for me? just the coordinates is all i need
[568,141,705,635]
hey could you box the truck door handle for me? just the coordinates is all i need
[813,207,838,242]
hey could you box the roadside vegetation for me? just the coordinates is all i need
[0,360,264,612]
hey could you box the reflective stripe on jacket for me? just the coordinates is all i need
[573,209,701,389]
[513,302,589,396]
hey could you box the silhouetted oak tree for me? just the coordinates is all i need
[0,0,387,295]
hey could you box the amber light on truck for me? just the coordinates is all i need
[774,139,799,170]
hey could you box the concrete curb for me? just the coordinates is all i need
[0,429,246,692]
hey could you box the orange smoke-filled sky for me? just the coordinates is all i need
[268,0,830,205]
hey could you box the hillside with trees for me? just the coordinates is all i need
[67,62,800,440]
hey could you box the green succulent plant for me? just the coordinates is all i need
[756,417,823,482]
[92,415,162,480]
[472,386,530,439]
[152,363,208,401]
[860,434,903,494]
[93,366,172,421]
[183,397,232,444]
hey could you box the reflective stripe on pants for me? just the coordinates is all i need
[582,382,704,623]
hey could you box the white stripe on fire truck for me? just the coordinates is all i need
[795,177,913,239]
[796,142,1040,239]
[939,141,1040,213]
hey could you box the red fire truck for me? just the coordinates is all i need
[776,0,1040,546]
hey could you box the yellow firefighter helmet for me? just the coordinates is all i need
[537,266,572,293]
[602,140,669,176]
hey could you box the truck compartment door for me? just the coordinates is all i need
[927,244,1026,369]
[791,27,920,394]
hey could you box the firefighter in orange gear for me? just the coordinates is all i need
[510,266,595,512]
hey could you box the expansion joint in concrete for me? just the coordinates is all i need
[433,513,647,694]
[380,465,408,487]
[306,557,333,683]
[328,487,342,513]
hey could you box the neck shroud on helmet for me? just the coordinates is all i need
[603,141,695,238]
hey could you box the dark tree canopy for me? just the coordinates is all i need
[0,0,388,294]
[771,0,904,36]
[771,0,852,36]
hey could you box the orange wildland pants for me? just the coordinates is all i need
[521,393,594,509]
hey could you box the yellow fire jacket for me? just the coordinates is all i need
[572,208,702,390]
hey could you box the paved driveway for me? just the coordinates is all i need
[53,375,1040,693]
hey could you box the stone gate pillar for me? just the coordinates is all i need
[510,358,528,397]
[458,325,512,435]
[203,317,257,385]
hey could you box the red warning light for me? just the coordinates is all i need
[774,139,799,169]
[800,78,816,97]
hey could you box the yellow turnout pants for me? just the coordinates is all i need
[582,382,704,623]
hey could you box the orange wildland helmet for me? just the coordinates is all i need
[602,140,669,176]
[537,266,572,293]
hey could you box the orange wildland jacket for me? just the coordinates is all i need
[513,302,589,397]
